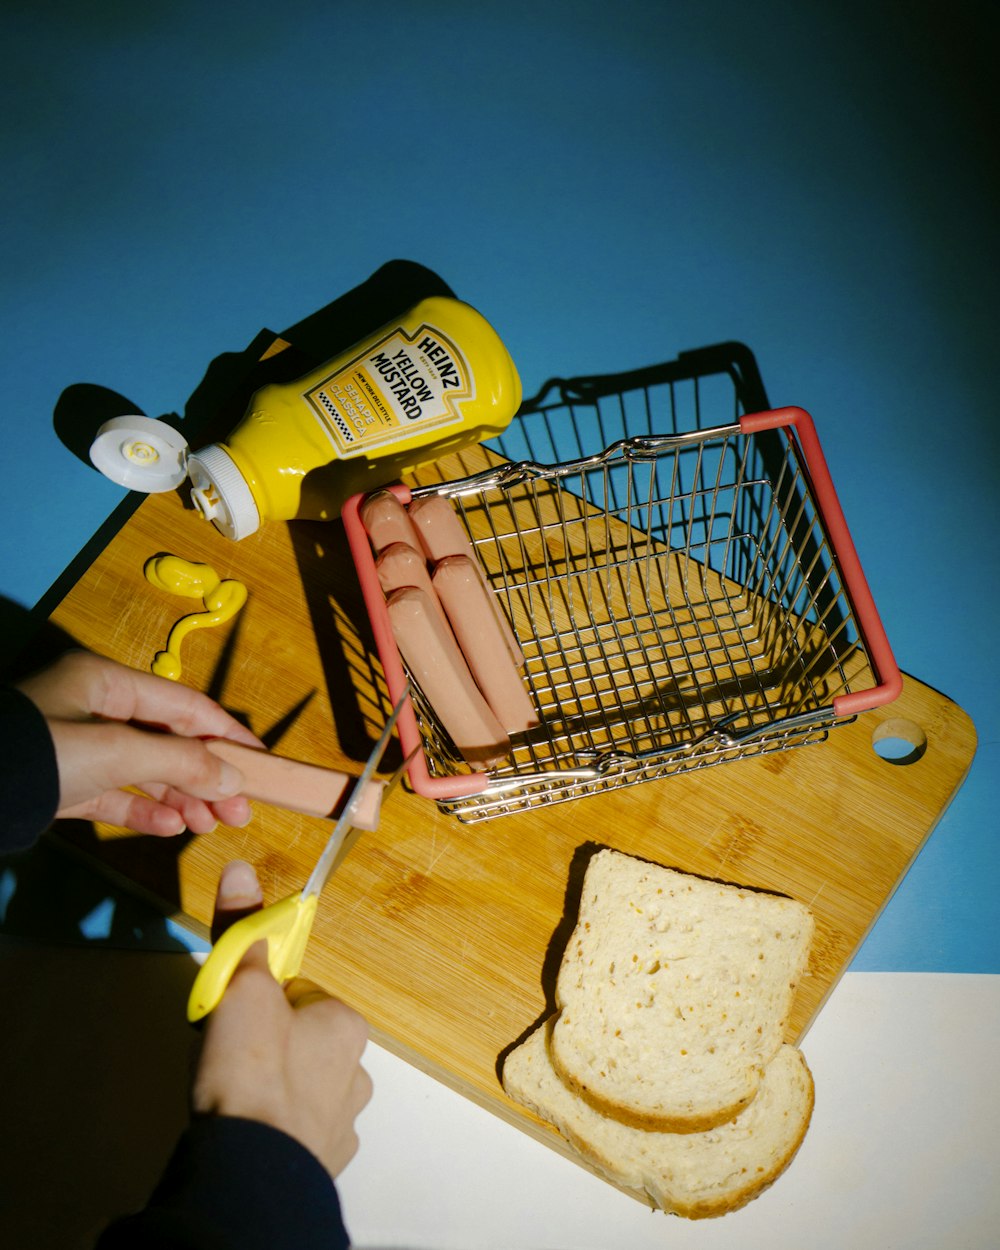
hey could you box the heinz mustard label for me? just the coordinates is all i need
[173,295,520,538]
[304,323,474,457]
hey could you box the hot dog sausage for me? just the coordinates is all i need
[205,739,384,828]
[376,540,453,633]
[432,554,539,735]
[376,541,435,598]
[407,494,523,666]
[360,489,422,552]
[386,585,510,767]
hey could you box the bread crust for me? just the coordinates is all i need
[559,1078,815,1219]
[549,850,814,1133]
[502,1021,815,1220]
[549,1034,757,1133]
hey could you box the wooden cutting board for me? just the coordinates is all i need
[38,469,976,1170]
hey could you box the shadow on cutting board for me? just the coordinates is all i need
[494,841,604,1081]
[287,515,406,774]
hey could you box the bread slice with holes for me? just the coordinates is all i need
[548,850,814,1133]
[503,1020,814,1219]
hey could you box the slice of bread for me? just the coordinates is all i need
[502,1020,814,1219]
[549,849,814,1132]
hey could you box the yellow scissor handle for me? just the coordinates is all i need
[186,891,319,1023]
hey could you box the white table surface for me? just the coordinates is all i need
[1,940,995,1249]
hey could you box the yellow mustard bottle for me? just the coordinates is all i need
[89,295,521,540]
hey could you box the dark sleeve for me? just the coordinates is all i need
[0,686,60,852]
[94,1116,351,1250]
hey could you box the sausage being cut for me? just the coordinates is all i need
[205,739,385,828]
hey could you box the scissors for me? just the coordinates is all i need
[187,689,410,1023]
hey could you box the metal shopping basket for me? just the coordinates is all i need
[343,342,900,822]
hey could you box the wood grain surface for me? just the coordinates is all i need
[43,465,977,1171]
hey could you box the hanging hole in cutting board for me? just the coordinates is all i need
[871,717,927,765]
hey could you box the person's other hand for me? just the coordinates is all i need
[192,860,372,1179]
[16,650,261,835]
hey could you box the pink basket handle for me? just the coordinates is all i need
[739,406,902,716]
[342,486,490,800]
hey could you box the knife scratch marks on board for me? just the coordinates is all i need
[714,817,765,874]
[104,602,134,656]
[696,811,727,851]
[425,830,450,876]
[806,882,826,910]
[341,891,366,922]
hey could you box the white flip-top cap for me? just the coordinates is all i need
[89,415,189,492]
[187,444,261,541]
[89,415,261,540]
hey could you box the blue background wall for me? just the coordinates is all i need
[2,1,997,971]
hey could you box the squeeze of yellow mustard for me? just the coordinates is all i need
[143,555,247,680]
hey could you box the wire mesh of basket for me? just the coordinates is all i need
[343,344,900,822]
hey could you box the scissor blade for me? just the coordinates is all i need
[301,686,410,900]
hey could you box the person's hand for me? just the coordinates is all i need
[16,650,262,835]
[192,860,372,1179]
